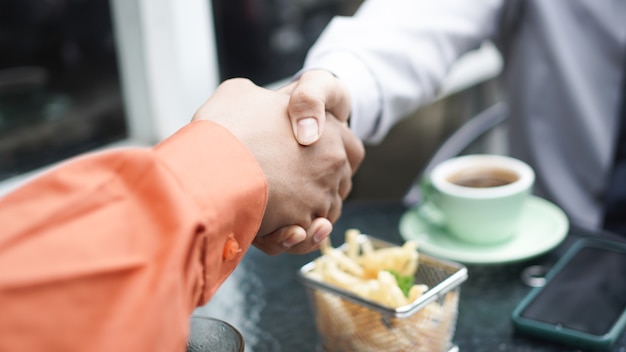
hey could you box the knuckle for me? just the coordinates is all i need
[339,178,353,200]
[327,197,343,223]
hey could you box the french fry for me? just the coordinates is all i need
[408,284,429,302]
[319,236,333,256]
[361,234,375,255]
[323,247,365,277]
[318,258,363,289]
[345,228,361,259]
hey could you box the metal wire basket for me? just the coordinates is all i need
[298,234,468,352]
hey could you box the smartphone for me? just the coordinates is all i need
[512,237,626,350]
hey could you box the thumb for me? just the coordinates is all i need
[288,88,326,146]
[286,70,351,145]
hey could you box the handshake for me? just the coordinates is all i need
[192,71,364,256]
[0,70,364,352]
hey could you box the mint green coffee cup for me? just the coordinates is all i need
[419,154,535,245]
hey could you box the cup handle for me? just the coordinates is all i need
[416,174,446,227]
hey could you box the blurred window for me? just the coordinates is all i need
[0,0,127,182]
[212,0,362,86]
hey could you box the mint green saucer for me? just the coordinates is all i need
[399,196,569,264]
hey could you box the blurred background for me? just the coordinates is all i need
[0,0,125,182]
[0,0,503,201]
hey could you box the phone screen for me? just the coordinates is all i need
[519,245,626,336]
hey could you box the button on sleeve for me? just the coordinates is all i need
[222,234,242,261]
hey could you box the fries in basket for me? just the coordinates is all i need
[300,229,465,352]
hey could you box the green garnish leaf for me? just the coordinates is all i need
[389,270,414,297]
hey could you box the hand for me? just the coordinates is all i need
[266,70,355,255]
[278,70,352,145]
[193,78,364,250]
[261,70,354,255]
[252,218,333,255]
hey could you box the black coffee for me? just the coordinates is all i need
[447,167,519,188]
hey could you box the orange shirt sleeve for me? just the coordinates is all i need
[0,120,267,352]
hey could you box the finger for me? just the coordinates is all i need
[285,218,333,255]
[327,126,355,200]
[326,192,344,224]
[288,70,351,145]
[338,166,354,200]
[252,218,334,256]
[297,70,352,123]
[253,225,307,256]
[336,114,365,174]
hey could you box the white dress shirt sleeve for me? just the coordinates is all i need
[303,0,504,144]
